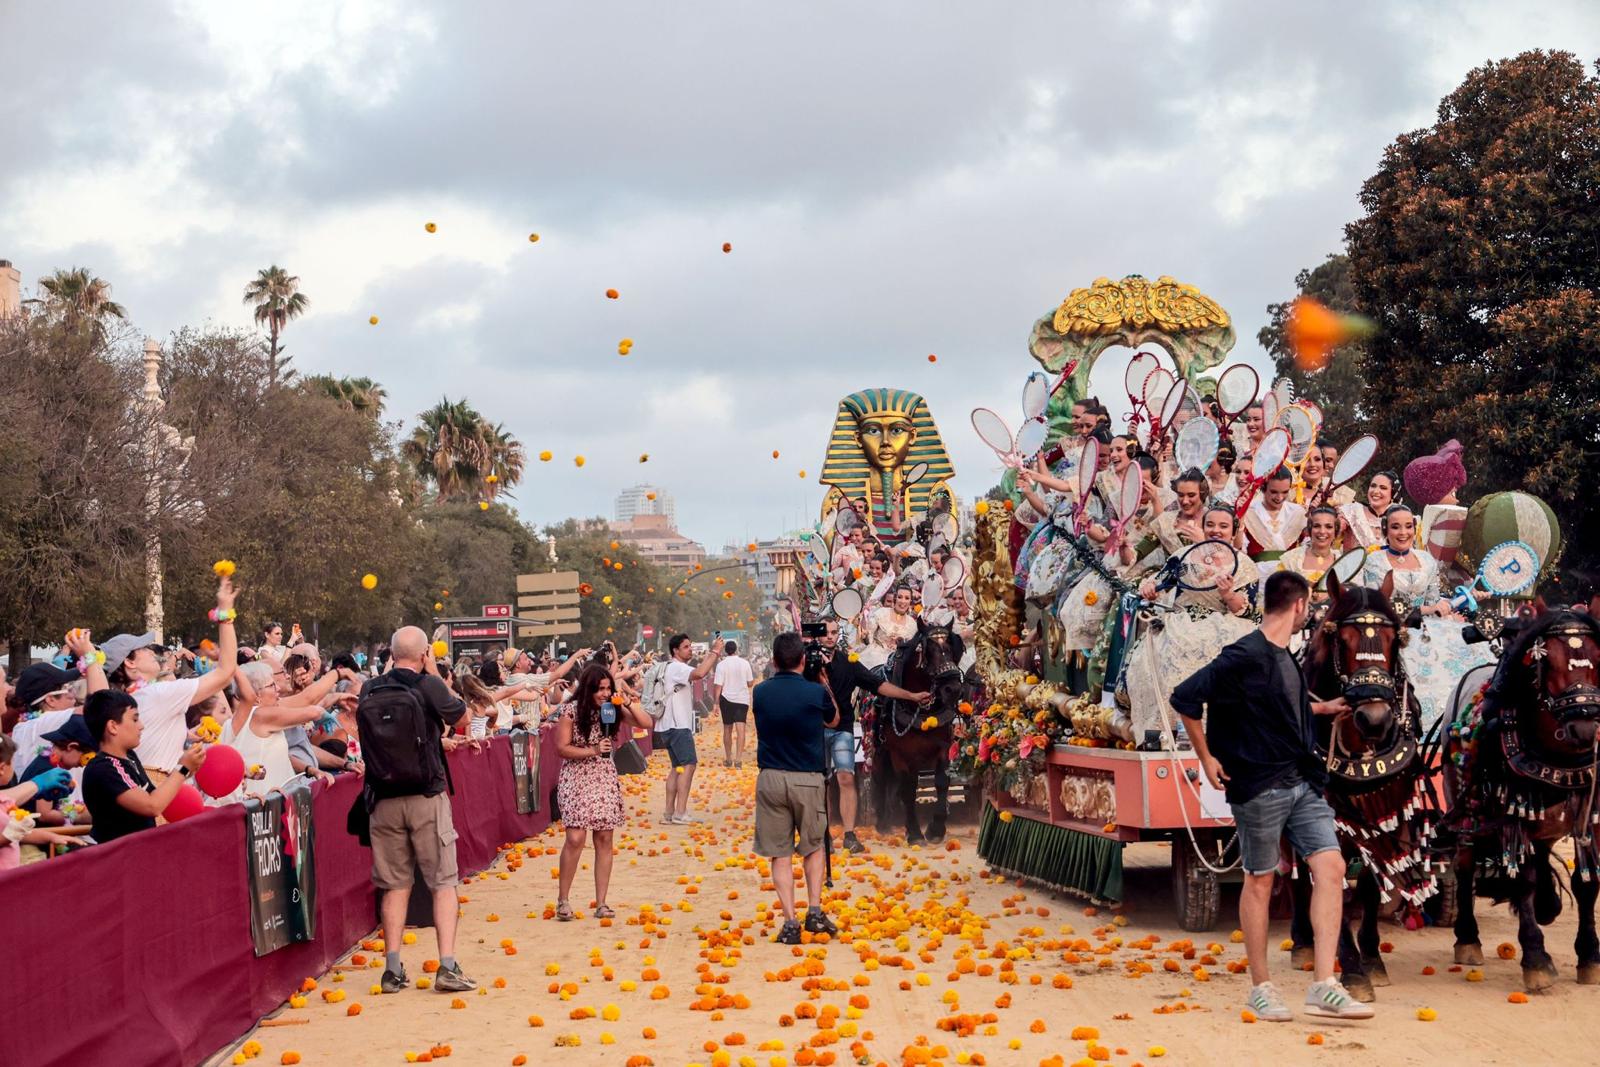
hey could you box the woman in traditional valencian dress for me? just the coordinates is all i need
[1276,506,1342,602]
[858,584,920,671]
[1057,435,1146,650]
[1340,470,1397,552]
[1123,504,1261,743]
[1359,503,1494,730]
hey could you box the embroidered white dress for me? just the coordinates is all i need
[859,607,918,671]
[1123,552,1260,744]
[1360,550,1495,731]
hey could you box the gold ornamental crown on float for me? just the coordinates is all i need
[1031,274,1236,392]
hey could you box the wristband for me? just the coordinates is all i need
[209,607,237,623]
[76,650,106,671]
[177,765,194,779]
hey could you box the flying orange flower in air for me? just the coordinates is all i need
[1285,296,1375,371]
[722,242,732,253]
[605,289,619,299]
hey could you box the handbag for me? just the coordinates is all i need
[612,738,648,776]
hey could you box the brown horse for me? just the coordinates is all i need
[1288,576,1437,1001]
[868,620,965,844]
[1447,608,1600,990]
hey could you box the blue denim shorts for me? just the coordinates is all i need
[1230,781,1340,875]
[662,728,697,768]
[824,728,856,772]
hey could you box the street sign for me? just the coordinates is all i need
[516,571,584,639]
[641,625,656,639]
[483,604,512,618]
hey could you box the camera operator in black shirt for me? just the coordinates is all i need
[809,618,929,853]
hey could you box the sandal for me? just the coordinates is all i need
[594,904,615,920]
[556,900,575,922]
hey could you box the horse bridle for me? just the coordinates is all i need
[1536,621,1600,739]
[1326,609,1405,710]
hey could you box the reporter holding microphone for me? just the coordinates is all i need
[553,664,650,922]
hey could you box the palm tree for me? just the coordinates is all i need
[402,399,526,502]
[484,421,527,498]
[306,374,387,418]
[242,265,310,385]
[30,267,127,343]
[403,398,492,501]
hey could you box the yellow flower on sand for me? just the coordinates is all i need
[1416,1007,1438,1021]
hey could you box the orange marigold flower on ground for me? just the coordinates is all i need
[1497,943,1518,960]
[1508,991,1530,1004]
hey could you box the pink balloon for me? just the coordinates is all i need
[163,783,207,822]
[194,743,245,798]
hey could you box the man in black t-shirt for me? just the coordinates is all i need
[751,632,838,943]
[1172,571,1370,1024]
[815,619,929,853]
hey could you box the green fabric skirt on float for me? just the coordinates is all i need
[976,802,1123,903]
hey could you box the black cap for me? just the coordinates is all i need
[15,663,81,709]
[41,714,95,750]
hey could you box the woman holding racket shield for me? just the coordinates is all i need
[1121,502,1262,746]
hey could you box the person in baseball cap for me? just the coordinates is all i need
[14,663,81,714]
[99,631,162,680]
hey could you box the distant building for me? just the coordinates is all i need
[0,260,21,318]
[615,484,674,525]
[608,514,705,569]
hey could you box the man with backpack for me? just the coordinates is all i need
[357,625,473,995]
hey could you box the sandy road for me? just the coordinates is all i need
[225,740,1595,1067]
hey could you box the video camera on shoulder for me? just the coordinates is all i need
[800,621,828,681]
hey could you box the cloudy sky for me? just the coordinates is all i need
[6,2,1599,549]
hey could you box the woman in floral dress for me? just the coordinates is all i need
[554,664,652,921]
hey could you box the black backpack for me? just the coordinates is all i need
[357,673,446,799]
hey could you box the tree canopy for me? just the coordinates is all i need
[1343,49,1600,580]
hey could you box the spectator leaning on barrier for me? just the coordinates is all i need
[357,625,473,996]
[81,690,207,844]
[104,576,239,785]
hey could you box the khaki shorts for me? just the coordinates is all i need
[753,769,826,859]
[370,792,460,891]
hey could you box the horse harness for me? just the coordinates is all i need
[1314,609,1420,787]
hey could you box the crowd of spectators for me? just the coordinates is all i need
[0,575,692,868]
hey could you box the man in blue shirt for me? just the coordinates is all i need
[751,631,839,944]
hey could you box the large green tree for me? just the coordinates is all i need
[0,313,151,663]
[1345,49,1600,579]
[1257,254,1369,445]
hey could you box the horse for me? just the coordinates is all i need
[1288,575,1439,1002]
[1444,608,1600,990]
[867,618,965,845]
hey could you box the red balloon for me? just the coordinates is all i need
[194,743,245,798]
[163,783,207,822]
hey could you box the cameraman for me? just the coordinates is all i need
[813,618,929,853]
[751,631,838,944]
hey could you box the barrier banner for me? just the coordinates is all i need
[510,730,536,814]
[244,779,318,956]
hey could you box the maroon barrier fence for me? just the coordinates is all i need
[0,730,604,1067]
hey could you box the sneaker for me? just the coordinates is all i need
[842,831,865,854]
[678,812,705,823]
[803,908,838,936]
[1246,981,1293,1022]
[1304,978,1374,1019]
[434,964,478,993]
[775,919,803,945]
[379,967,409,994]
